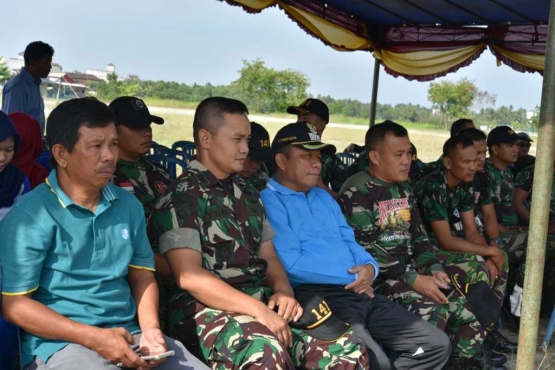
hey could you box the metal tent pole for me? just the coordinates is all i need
[516,0,555,368]
[369,58,381,127]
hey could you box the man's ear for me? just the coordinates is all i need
[491,144,499,156]
[275,152,287,172]
[443,156,452,171]
[368,150,380,166]
[197,129,211,149]
[51,144,69,169]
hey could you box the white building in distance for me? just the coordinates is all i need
[86,63,115,81]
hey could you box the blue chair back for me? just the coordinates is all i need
[150,141,169,155]
[171,141,196,160]
[145,154,188,179]
[154,147,187,162]
[36,150,52,172]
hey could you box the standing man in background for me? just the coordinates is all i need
[287,98,348,197]
[2,41,54,135]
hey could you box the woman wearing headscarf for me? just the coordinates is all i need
[9,112,48,189]
[0,110,29,370]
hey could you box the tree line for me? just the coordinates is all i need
[0,56,537,131]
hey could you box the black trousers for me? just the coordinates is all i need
[294,285,451,370]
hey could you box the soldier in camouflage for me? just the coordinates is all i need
[109,96,172,247]
[287,98,348,196]
[237,122,271,192]
[485,126,529,318]
[414,137,512,368]
[413,119,476,183]
[437,128,520,356]
[109,96,174,333]
[513,164,555,232]
[511,132,535,177]
[152,97,370,369]
[338,121,492,366]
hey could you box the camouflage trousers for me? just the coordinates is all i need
[498,230,527,288]
[169,306,369,370]
[378,249,508,359]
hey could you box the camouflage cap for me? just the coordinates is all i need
[289,291,350,341]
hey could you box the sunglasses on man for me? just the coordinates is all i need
[517,142,531,148]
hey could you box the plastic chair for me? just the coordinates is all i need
[171,141,196,161]
[36,150,52,172]
[145,154,188,179]
[150,141,169,155]
[154,147,187,162]
[336,152,357,167]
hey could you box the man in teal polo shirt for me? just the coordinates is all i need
[0,98,207,370]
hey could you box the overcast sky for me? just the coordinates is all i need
[0,0,544,110]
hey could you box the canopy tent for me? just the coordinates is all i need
[223,0,548,81]
[221,2,555,369]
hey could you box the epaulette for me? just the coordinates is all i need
[193,170,211,189]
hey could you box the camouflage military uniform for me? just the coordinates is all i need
[514,165,555,257]
[516,166,555,314]
[339,170,484,358]
[113,157,172,247]
[484,160,520,228]
[511,154,535,177]
[152,160,369,369]
[112,156,173,332]
[242,168,270,193]
[515,165,555,221]
[321,152,348,192]
[413,156,442,183]
[484,160,528,285]
[413,169,508,306]
[447,171,490,239]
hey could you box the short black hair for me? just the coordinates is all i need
[456,128,487,143]
[443,136,475,159]
[193,97,249,145]
[450,118,474,138]
[365,120,408,152]
[24,41,54,65]
[46,98,115,168]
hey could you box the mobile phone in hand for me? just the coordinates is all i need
[140,350,175,361]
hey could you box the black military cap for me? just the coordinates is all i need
[289,291,350,341]
[109,96,164,129]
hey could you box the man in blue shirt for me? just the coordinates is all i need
[261,122,451,370]
[2,41,53,135]
[0,98,207,370]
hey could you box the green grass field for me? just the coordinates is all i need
[43,98,537,163]
[152,112,455,162]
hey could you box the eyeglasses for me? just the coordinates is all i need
[517,142,531,148]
